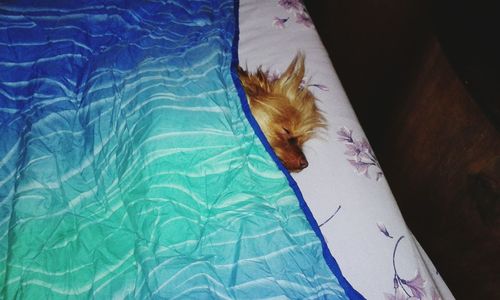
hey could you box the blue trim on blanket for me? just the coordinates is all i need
[229,1,365,299]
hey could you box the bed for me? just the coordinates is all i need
[0,0,454,299]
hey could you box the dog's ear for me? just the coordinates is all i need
[238,66,272,97]
[277,52,305,92]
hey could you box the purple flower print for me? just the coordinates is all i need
[307,83,329,91]
[385,235,427,299]
[345,139,368,157]
[337,127,354,143]
[274,0,313,29]
[402,272,426,299]
[337,127,384,180]
[319,205,341,227]
[278,0,303,11]
[377,222,394,239]
[348,159,371,175]
[267,69,281,82]
[300,79,329,91]
[431,289,442,300]
[272,17,289,29]
[295,11,314,28]
[385,288,416,300]
[380,224,440,299]
[268,70,328,92]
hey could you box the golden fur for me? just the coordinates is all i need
[238,53,325,172]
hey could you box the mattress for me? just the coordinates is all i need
[0,0,454,299]
[238,1,455,299]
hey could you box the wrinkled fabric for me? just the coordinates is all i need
[0,1,349,299]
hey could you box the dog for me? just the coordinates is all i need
[238,53,325,172]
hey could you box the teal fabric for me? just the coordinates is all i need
[0,0,350,298]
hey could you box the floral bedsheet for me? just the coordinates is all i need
[238,1,455,299]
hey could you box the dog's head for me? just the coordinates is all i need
[238,53,325,172]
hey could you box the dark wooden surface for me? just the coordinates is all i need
[304,1,500,299]
[385,38,500,299]
[432,0,500,129]
[302,0,432,152]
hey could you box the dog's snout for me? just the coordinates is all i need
[299,157,308,169]
[282,146,309,172]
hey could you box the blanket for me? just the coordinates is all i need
[0,0,361,298]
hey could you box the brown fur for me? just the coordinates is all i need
[238,53,326,172]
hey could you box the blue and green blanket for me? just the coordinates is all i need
[0,0,362,298]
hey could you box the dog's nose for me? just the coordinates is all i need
[299,157,308,169]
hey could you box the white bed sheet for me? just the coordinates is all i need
[238,1,455,299]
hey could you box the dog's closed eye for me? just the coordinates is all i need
[281,128,299,145]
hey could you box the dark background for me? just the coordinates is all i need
[303,0,500,299]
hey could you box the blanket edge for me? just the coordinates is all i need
[229,1,365,299]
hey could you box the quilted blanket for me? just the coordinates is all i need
[0,0,361,298]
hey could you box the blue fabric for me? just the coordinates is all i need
[0,0,361,298]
